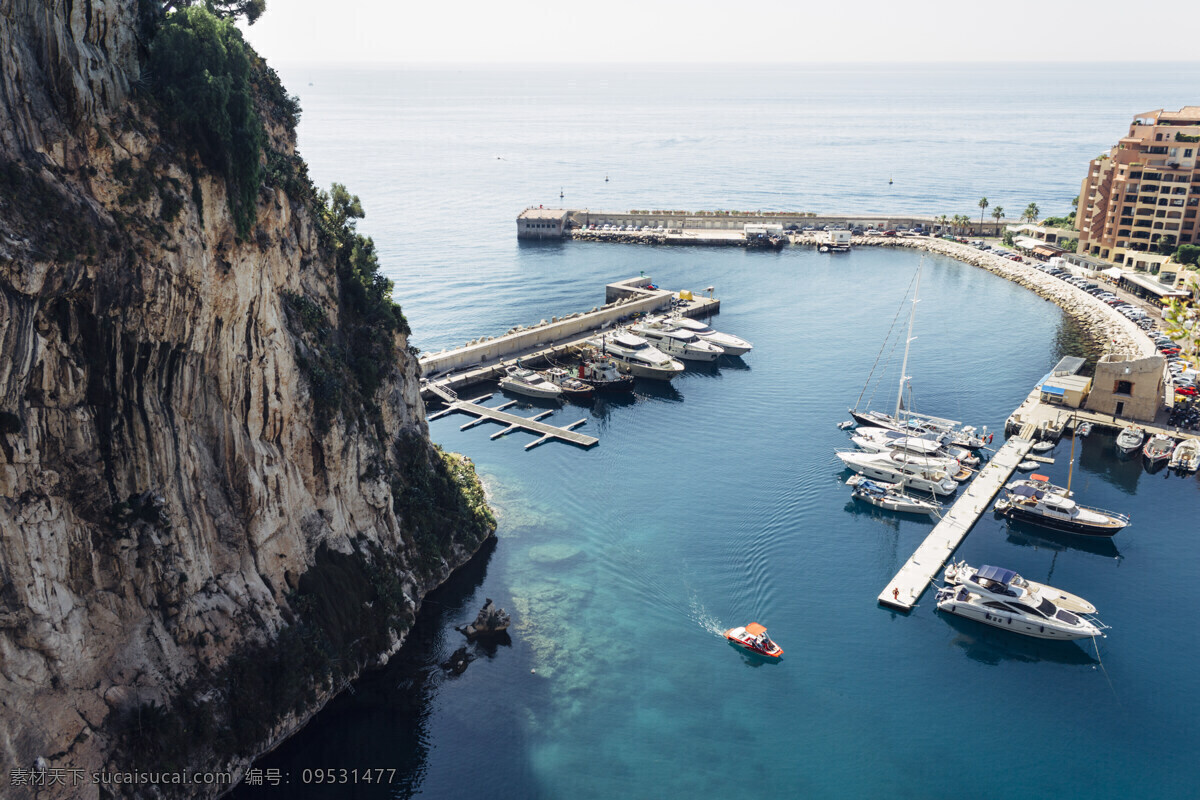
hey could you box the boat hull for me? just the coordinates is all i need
[723,631,783,659]
[498,379,562,400]
[936,597,1099,640]
[997,503,1121,538]
[612,358,684,380]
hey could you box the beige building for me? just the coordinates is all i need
[1085,354,1166,422]
[517,207,569,239]
[1077,107,1200,267]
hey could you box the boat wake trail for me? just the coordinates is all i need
[687,596,726,637]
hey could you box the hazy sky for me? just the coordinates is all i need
[242,0,1197,65]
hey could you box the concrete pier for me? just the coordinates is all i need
[425,385,598,450]
[878,436,1034,612]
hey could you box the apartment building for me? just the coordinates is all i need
[1077,107,1200,267]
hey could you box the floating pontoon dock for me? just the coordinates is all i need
[878,435,1034,611]
[425,384,598,450]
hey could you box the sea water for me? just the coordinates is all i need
[232,65,1200,799]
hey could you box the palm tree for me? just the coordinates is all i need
[1024,203,1040,224]
[978,197,989,227]
[992,206,1005,232]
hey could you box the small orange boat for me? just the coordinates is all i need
[724,622,783,658]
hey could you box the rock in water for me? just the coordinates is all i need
[459,598,511,638]
[440,646,474,676]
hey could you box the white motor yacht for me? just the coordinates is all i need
[629,321,724,362]
[498,366,563,400]
[836,451,958,496]
[659,316,753,356]
[943,560,1096,614]
[851,427,980,469]
[588,333,685,380]
[935,565,1106,641]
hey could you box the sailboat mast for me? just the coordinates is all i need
[1067,414,1077,494]
[895,264,921,420]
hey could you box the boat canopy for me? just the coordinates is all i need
[975,565,1017,586]
[1010,485,1044,499]
[1043,494,1076,511]
[613,333,646,348]
[1031,473,1050,482]
[745,622,767,637]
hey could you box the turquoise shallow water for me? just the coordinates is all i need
[233,65,1200,798]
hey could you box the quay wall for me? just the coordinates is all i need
[418,279,675,376]
[844,236,1155,360]
[552,209,1006,237]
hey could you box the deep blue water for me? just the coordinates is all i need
[233,66,1200,799]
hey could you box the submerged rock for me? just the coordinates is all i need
[440,646,475,676]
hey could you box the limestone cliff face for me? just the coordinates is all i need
[0,3,492,796]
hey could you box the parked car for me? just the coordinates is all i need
[882,230,897,237]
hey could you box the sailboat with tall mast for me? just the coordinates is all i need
[996,415,1130,537]
[847,264,986,448]
[848,265,921,431]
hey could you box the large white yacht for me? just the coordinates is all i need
[851,426,980,467]
[850,429,975,478]
[942,560,1096,615]
[629,321,724,362]
[658,316,753,356]
[588,333,685,380]
[935,564,1106,641]
[835,450,958,496]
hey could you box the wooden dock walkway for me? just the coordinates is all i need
[878,435,1034,611]
[425,384,598,450]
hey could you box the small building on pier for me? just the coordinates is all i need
[518,208,569,239]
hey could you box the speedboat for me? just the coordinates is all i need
[1115,425,1145,454]
[1169,438,1200,472]
[541,367,594,401]
[577,356,635,392]
[836,451,958,496]
[1143,433,1174,464]
[629,321,724,362]
[935,575,1106,641]
[1031,441,1055,453]
[724,623,782,658]
[499,366,563,400]
[994,484,1129,537]
[943,560,1096,614]
[846,475,940,515]
[660,316,753,356]
[589,333,685,380]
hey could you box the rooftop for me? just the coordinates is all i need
[518,208,569,220]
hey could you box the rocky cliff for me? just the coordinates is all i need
[0,2,493,796]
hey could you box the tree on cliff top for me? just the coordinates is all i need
[159,0,267,24]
